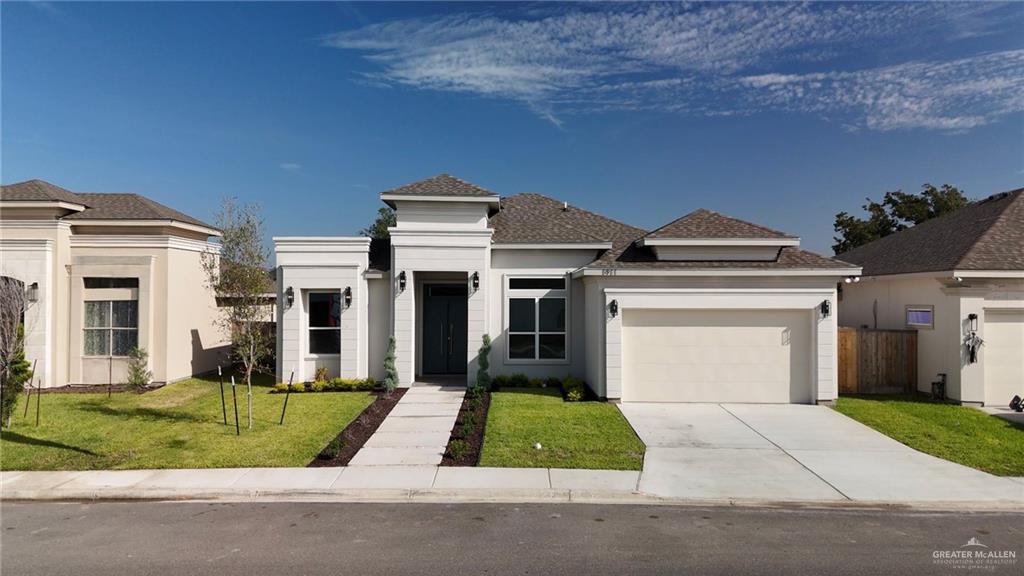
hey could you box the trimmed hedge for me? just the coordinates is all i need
[491,373,588,401]
[272,377,379,393]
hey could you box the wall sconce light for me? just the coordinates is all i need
[25,282,39,303]
[471,271,480,292]
[820,300,831,318]
[967,313,978,332]
[843,276,860,284]
[609,299,619,318]
[285,286,294,309]
[343,286,352,309]
[398,271,407,292]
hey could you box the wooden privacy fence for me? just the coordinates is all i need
[838,327,917,395]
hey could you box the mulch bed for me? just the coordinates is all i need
[308,388,407,467]
[441,390,491,466]
[26,383,164,395]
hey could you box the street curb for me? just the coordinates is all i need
[4,487,1023,513]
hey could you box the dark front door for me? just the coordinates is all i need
[422,284,468,375]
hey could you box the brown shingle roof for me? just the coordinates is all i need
[65,193,217,230]
[0,179,88,205]
[382,173,498,198]
[645,208,797,240]
[592,243,854,270]
[838,188,1024,276]
[490,193,645,246]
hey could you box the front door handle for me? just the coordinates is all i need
[448,324,453,356]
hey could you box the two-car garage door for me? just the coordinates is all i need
[622,309,812,403]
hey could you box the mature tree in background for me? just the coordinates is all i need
[833,184,970,254]
[202,198,274,391]
[361,207,396,239]
[0,277,33,427]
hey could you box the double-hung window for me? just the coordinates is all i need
[507,277,567,361]
[308,292,341,355]
[84,301,139,356]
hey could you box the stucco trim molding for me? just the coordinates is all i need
[69,235,220,254]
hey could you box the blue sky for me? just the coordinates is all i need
[3,1,1022,254]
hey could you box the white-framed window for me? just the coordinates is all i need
[906,305,934,329]
[84,300,138,357]
[505,276,568,362]
[308,291,341,355]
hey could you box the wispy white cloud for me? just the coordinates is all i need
[323,2,1023,131]
[280,162,303,173]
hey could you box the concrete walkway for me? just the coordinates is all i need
[619,403,1024,504]
[348,383,464,466]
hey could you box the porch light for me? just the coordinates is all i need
[26,282,39,303]
[398,271,407,292]
[471,271,480,292]
[843,276,860,284]
[343,286,352,309]
[967,313,978,332]
[285,286,294,309]
[609,299,619,318]
[820,300,831,318]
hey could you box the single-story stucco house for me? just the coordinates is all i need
[0,179,227,388]
[275,174,859,403]
[837,187,1024,407]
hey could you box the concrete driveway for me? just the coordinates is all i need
[619,403,1024,504]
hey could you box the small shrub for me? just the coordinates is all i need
[320,437,343,459]
[545,377,561,389]
[310,380,327,392]
[461,421,475,439]
[328,378,377,391]
[314,366,329,383]
[508,373,530,387]
[383,336,398,394]
[461,411,476,429]
[528,378,545,388]
[447,439,469,460]
[491,374,510,389]
[476,334,492,391]
[290,382,306,393]
[562,376,585,402]
[125,347,152,390]
[273,383,289,393]
[467,395,482,411]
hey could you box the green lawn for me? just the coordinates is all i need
[0,373,374,471]
[480,388,645,470]
[835,395,1024,476]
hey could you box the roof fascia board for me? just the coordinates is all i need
[0,200,87,212]
[639,237,800,247]
[381,194,499,205]
[571,267,861,278]
[492,242,612,250]
[68,219,222,237]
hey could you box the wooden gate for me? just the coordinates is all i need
[838,327,917,394]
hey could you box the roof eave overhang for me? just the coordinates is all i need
[571,267,861,279]
[68,219,222,237]
[380,194,500,209]
[492,242,613,250]
[638,237,800,247]
[952,269,1024,279]
[1,200,87,212]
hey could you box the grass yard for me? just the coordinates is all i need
[835,395,1024,476]
[0,373,374,471]
[480,388,645,470]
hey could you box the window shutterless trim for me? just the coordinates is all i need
[503,274,570,364]
[905,304,935,329]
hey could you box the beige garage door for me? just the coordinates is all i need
[622,309,812,403]
[984,310,1024,407]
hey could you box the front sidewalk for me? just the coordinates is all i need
[3,466,1022,510]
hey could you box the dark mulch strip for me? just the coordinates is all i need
[308,388,407,467]
[441,391,491,467]
[27,383,164,395]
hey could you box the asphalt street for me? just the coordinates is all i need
[2,501,1021,575]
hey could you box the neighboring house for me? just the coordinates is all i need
[275,174,858,404]
[838,188,1024,406]
[0,179,227,388]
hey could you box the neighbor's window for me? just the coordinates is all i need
[906,305,934,329]
[84,277,139,289]
[308,292,341,355]
[84,300,138,356]
[507,277,567,361]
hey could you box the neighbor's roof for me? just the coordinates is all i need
[644,208,797,240]
[0,179,88,205]
[381,173,498,198]
[838,188,1024,276]
[64,193,217,230]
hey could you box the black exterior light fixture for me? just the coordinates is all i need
[343,286,353,309]
[398,271,407,292]
[609,299,619,318]
[820,300,831,318]
[285,286,294,309]
[25,282,39,303]
[968,313,978,332]
[471,271,480,292]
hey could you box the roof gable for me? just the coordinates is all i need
[838,188,1024,276]
[645,208,797,240]
[0,179,88,206]
[381,173,498,198]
